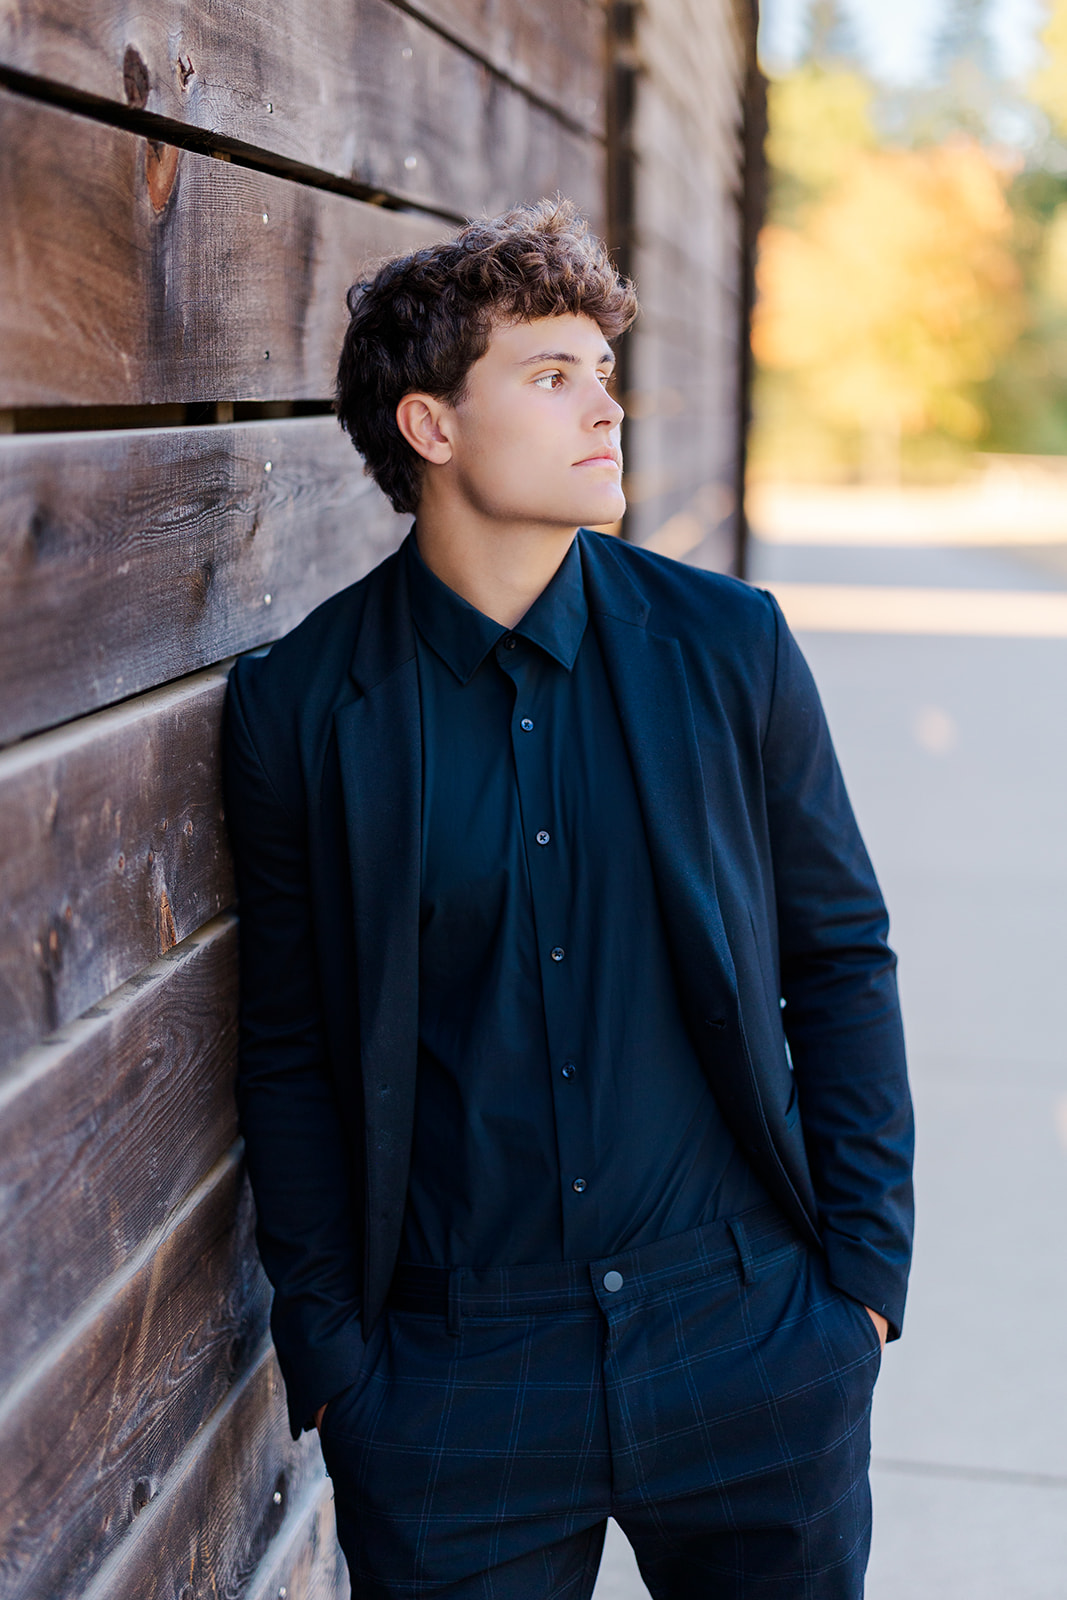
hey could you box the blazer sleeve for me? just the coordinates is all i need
[760,592,914,1337]
[223,657,366,1435]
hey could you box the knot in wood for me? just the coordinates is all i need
[123,45,150,109]
[145,140,180,214]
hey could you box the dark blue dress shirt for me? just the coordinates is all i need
[401,530,768,1267]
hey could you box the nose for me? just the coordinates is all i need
[592,382,624,428]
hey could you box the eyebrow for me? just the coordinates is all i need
[517,348,616,369]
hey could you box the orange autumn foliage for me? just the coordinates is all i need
[752,140,1024,448]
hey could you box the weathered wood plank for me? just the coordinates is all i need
[0,88,447,408]
[621,0,749,567]
[0,417,407,744]
[0,1153,272,1600]
[0,0,605,147]
[245,1479,349,1600]
[79,1344,328,1600]
[0,0,602,218]
[0,666,232,1070]
[0,916,237,1388]
[400,0,605,126]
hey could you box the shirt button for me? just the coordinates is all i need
[503,635,517,649]
[550,947,565,962]
[561,1061,576,1078]
[572,1178,587,1193]
[603,1270,624,1293]
[520,717,534,731]
[536,830,551,845]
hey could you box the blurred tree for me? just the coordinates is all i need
[750,0,1067,479]
[805,0,860,69]
[752,141,1025,479]
[1030,0,1067,137]
[932,0,995,80]
[980,169,1067,455]
[765,65,876,222]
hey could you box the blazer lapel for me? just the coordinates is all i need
[581,533,739,1029]
[334,548,422,1322]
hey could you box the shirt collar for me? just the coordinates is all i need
[405,529,588,684]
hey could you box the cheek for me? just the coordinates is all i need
[469,406,563,474]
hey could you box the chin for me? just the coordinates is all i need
[572,492,627,528]
[581,502,626,529]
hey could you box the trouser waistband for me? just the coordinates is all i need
[388,1203,802,1331]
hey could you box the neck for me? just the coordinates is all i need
[413,498,578,629]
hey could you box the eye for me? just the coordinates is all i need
[533,370,564,390]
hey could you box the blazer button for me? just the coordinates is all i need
[572,1177,587,1193]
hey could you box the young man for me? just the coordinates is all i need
[223,199,913,1599]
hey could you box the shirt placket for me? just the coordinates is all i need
[498,635,595,1258]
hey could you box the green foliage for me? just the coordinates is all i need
[1030,0,1067,137]
[765,65,876,223]
[980,171,1067,455]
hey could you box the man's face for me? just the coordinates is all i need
[435,312,626,530]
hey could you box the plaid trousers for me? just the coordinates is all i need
[318,1205,881,1599]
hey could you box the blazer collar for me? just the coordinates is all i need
[575,526,650,629]
[347,529,419,697]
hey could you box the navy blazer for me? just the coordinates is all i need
[223,528,914,1436]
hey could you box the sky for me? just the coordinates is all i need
[758,0,1051,85]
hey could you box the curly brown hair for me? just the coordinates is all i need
[335,197,638,514]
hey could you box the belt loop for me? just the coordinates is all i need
[447,1267,464,1336]
[727,1216,757,1286]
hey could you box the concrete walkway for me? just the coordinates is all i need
[593,492,1067,1597]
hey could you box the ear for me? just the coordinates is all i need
[396,392,453,465]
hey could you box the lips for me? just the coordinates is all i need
[575,452,621,467]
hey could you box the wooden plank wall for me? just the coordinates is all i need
[613,0,761,573]
[0,2,761,1593]
[0,4,607,1596]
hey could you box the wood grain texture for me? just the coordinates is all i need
[0,88,447,408]
[0,916,238,1388]
[623,0,747,566]
[399,0,606,125]
[0,0,602,218]
[0,1153,271,1600]
[245,1478,350,1600]
[0,666,232,1070]
[79,1344,329,1600]
[0,417,408,744]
